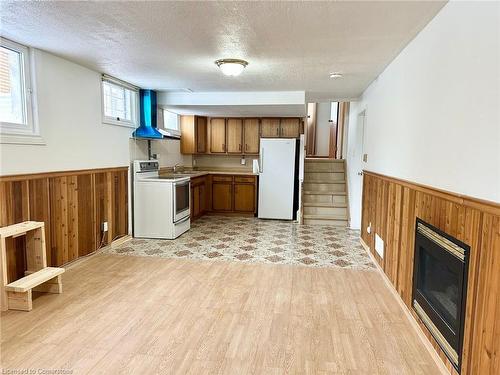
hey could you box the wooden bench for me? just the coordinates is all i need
[5,267,64,311]
[1,221,65,311]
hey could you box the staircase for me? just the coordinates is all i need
[302,159,349,227]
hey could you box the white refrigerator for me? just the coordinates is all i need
[258,138,297,220]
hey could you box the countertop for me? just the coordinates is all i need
[159,167,258,178]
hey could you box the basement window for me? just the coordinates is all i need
[0,38,42,144]
[101,75,139,128]
[163,109,180,132]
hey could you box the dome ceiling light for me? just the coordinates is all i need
[329,72,343,79]
[215,58,249,77]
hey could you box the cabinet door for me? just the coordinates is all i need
[280,118,300,138]
[226,118,243,153]
[199,183,206,214]
[196,116,207,153]
[192,185,201,219]
[212,183,233,211]
[260,118,280,138]
[234,183,256,213]
[180,115,195,154]
[243,118,259,154]
[210,118,226,153]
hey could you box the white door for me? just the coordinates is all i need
[349,110,366,229]
[258,139,296,220]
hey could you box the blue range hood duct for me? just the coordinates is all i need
[132,89,163,139]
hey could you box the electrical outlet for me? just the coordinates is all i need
[375,233,384,258]
[102,222,108,232]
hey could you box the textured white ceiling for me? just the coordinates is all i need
[1,1,445,100]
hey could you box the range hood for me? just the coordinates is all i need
[132,89,163,139]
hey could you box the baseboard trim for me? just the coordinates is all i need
[360,238,450,375]
[64,235,132,270]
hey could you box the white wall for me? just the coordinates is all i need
[0,49,132,175]
[315,102,331,156]
[347,1,500,229]
[129,138,192,168]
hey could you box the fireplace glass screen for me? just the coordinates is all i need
[412,219,469,372]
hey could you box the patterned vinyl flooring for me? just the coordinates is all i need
[105,216,375,270]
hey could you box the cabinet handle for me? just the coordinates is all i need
[276,127,279,136]
[239,144,242,151]
[245,144,248,151]
[222,143,225,151]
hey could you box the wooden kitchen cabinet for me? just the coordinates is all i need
[210,118,226,153]
[243,118,259,154]
[212,181,233,211]
[226,118,243,153]
[196,116,207,153]
[260,117,301,139]
[280,118,301,138]
[180,115,208,154]
[190,176,207,222]
[210,174,257,214]
[234,183,256,213]
[260,118,280,137]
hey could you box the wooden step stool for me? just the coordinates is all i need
[0,221,65,311]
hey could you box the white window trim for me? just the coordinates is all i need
[0,38,43,145]
[101,75,139,129]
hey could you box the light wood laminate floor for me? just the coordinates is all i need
[1,254,441,374]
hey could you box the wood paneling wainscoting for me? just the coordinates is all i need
[361,171,499,375]
[0,167,128,283]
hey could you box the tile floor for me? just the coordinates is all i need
[106,216,375,270]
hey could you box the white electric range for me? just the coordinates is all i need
[132,160,190,239]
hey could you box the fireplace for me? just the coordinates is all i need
[412,218,470,372]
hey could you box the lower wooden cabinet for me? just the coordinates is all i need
[190,176,208,221]
[234,183,256,212]
[212,182,233,211]
[211,174,257,214]
[190,174,257,220]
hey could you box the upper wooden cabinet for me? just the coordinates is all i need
[195,117,207,153]
[226,118,243,154]
[180,115,208,154]
[210,118,226,153]
[261,118,280,138]
[261,118,301,138]
[280,118,301,138]
[183,116,300,154]
[243,118,260,154]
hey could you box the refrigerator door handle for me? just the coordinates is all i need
[259,148,264,173]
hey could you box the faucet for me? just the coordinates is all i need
[173,163,183,173]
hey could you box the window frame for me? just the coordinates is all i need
[162,108,180,132]
[0,38,42,145]
[101,75,139,129]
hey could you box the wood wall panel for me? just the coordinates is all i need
[113,170,128,241]
[361,170,499,375]
[77,174,95,257]
[49,177,70,266]
[94,172,110,246]
[28,179,51,265]
[469,213,500,374]
[0,167,128,279]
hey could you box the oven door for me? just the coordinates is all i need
[173,180,190,222]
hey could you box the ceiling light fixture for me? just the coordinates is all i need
[329,72,343,79]
[215,58,249,77]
